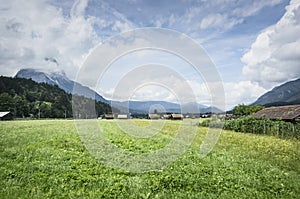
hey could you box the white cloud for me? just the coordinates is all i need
[223,81,266,109]
[186,80,266,110]
[182,0,283,34]
[112,20,132,32]
[232,0,283,17]
[70,0,88,18]
[241,0,300,89]
[199,13,243,30]
[0,0,99,79]
[101,78,266,110]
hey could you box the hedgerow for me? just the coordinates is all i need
[199,117,300,139]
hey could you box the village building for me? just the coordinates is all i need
[163,114,172,119]
[171,113,183,120]
[148,114,160,120]
[117,114,128,119]
[105,114,114,120]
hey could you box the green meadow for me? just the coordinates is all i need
[1,120,299,198]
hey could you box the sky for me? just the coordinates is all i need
[1,0,300,109]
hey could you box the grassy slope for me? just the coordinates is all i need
[0,120,299,198]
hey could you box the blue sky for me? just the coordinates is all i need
[1,0,300,108]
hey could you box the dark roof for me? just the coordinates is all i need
[252,105,300,120]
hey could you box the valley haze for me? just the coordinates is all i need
[15,68,222,114]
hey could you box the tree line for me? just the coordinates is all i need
[0,76,112,118]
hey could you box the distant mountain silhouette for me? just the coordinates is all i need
[112,100,222,114]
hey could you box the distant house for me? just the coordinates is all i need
[185,113,201,119]
[105,114,114,120]
[171,113,183,120]
[252,105,300,122]
[148,114,160,120]
[0,112,13,120]
[117,114,128,119]
[163,114,172,119]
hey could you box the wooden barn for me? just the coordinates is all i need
[252,105,300,122]
[0,112,13,120]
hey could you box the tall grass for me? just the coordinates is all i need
[0,120,299,198]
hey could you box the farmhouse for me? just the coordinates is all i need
[252,105,300,122]
[171,113,183,120]
[0,112,13,120]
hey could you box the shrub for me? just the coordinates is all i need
[199,117,300,139]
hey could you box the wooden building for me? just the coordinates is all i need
[171,113,183,120]
[252,105,300,122]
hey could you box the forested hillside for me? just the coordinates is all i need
[0,76,111,118]
[253,78,300,106]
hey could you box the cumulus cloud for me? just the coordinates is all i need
[101,78,266,110]
[223,81,266,109]
[185,80,266,109]
[121,78,266,110]
[0,0,99,79]
[241,0,300,89]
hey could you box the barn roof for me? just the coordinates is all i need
[252,105,300,120]
[0,112,11,118]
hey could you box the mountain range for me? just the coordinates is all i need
[15,68,221,113]
[112,101,221,114]
[15,68,108,103]
[15,68,300,113]
[253,78,300,107]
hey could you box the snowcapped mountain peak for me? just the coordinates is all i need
[16,68,67,79]
[15,68,108,103]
